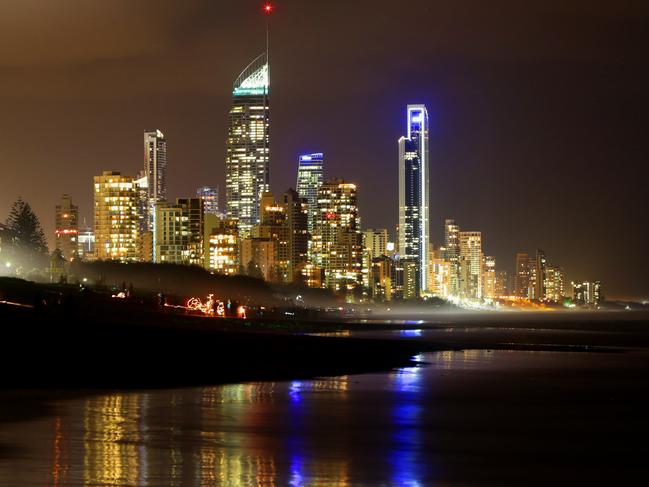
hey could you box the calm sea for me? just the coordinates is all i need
[1,349,647,485]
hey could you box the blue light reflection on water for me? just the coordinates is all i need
[288,381,306,486]
[390,354,430,485]
[289,454,305,487]
[289,381,302,403]
[400,329,423,337]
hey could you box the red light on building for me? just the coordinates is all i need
[263,3,273,14]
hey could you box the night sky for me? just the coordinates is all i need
[1,1,647,299]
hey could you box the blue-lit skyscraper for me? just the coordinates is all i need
[398,105,430,296]
[296,153,324,233]
[226,53,270,238]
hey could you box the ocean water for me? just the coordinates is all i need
[0,349,647,486]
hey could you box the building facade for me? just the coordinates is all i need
[459,231,482,299]
[282,189,309,283]
[495,270,508,297]
[398,105,430,296]
[196,186,220,217]
[93,172,139,262]
[155,198,204,266]
[143,129,167,232]
[514,252,531,298]
[296,153,324,233]
[572,281,602,306]
[207,219,239,275]
[363,229,389,261]
[545,265,564,303]
[77,223,95,261]
[444,219,460,296]
[533,249,547,301]
[312,179,363,293]
[55,194,79,261]
[226,53,270,238]
[483,255,497,300]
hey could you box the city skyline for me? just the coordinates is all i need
[0,1,647,298]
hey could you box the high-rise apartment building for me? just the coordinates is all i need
[93,172,139,262]
[495,270,508,297]
[241,190,308,283]
[398,105,430,296]
[245,192,288,281]
[363,229,389,292]
[134,171,152,262]
[545,265,564,303]
[155,198,204,266]
[572,281,602,306]
[534,249,548,301]
[312,179,363,293]
[143,129,167,231]
[196,186,220,217]
[402,259,419,300]
[370,255,394,301]
[430,252,451,298]
[226,53,270,238]
[459,231,482,299]
[77,221,95,261]
[483,255,497,300]
[363,229,389,260]
[282,189,309,283]
[296,153,324,233]
[444,219,460,296]
[207,219,239,275]
[514,252,531,298]
[55,194,79,261]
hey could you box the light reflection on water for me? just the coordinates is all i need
[389,355,426,486]
[0,351,506,487]
[1,350,641,486]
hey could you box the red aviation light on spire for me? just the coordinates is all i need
[263,3,273,15]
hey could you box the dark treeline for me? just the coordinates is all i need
[67,260,340,307]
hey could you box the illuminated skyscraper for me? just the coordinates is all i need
[208,219,239,275]
[77,221,95,261]
[459,231,482,299]
[296,153,324,233]
[226,53,270,238]
[572,280,602,306]
[155,198,204,266]
[444,219,460,295]
[312,179,363,293]
[546,265,564,303]
[282,189,309,283]
[363,229,389,260]
[483,255,497,299]
[534,249,547,301]
[398,105,430,296]
[93,171,139,262]
[370,255,394,301]
[55,194,79,261]
[244,192,288,281]
[514,252,531,298]
[143,129,167,231]
[495,270,508,297]
[430,248,451,298]
[196,186,220,217]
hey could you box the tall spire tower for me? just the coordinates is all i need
[225,4,273,238]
